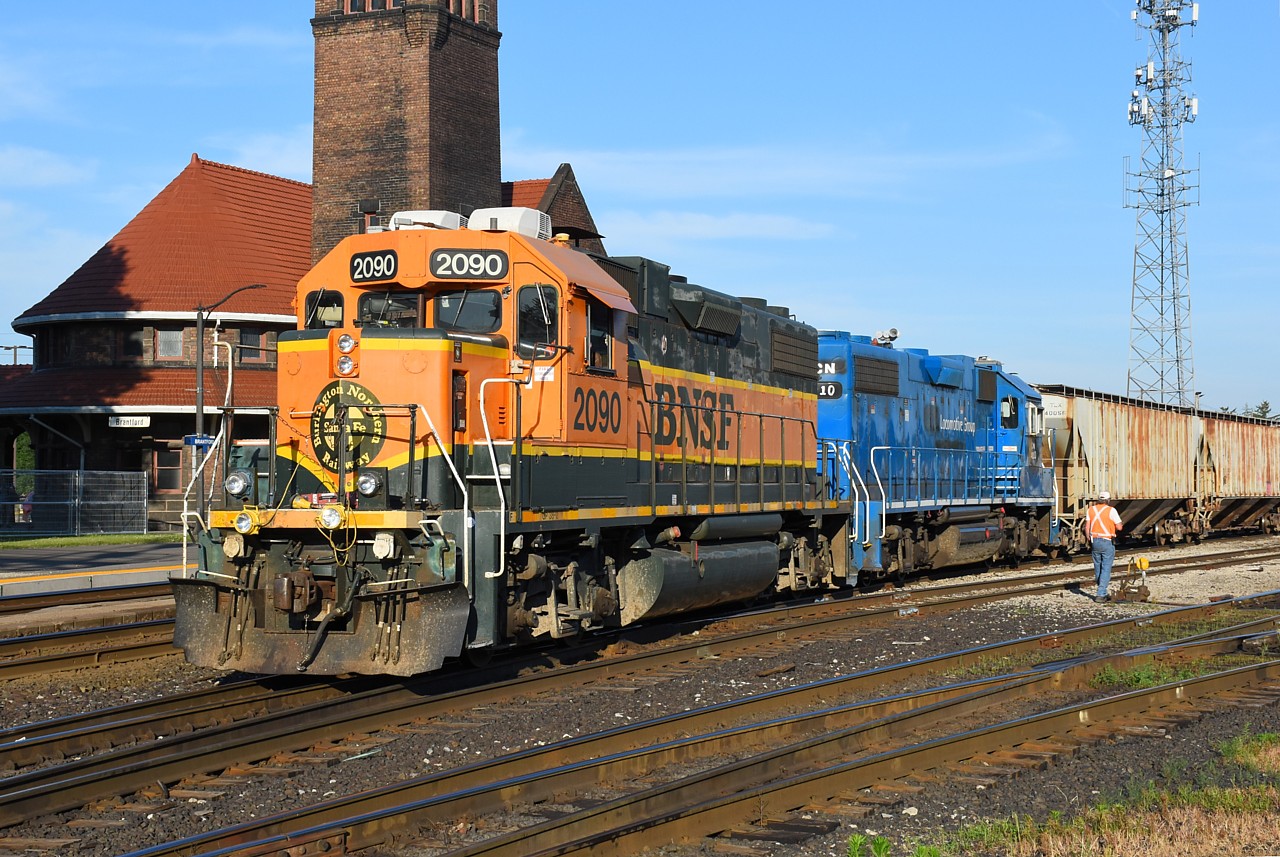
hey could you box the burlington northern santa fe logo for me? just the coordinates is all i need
[310,381,387,472]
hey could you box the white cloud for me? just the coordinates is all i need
[0,147,96,188]
[0,203,107,336]
[603,209,833,244]
[163,25,307,52]
[502,128,1072,203]
[213,125,312,182]
[0,57,63,122]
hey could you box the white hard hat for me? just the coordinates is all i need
[1098,491,1111,501]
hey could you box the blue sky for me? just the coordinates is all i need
[1,2,1277,411]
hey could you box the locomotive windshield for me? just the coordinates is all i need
[358,291,421,328]
[433,289,501,334]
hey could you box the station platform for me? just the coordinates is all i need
[0,543,183,597]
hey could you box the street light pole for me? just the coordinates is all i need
[195,283,266,520]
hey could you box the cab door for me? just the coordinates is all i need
[566,294,626,449]
[513,279,565,439]
[994,386,1023,496]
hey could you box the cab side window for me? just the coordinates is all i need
[517,285,558,358]
[305,290,344,329]
[587,300,612,371]
[1000,396,1020,429]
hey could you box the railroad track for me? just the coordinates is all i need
[0,541,1272,679]
[0,619,176,679]
[3,544,1270,778]
[2,581,1277,853]
[0,543,1275,855]
[108,595,1280,857]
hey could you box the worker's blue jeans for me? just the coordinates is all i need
[1092,538,1115,598]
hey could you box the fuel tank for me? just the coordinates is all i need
[617,542,779,625]
[924,520,1006,568]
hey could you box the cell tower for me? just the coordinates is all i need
[1124,0,1200,407]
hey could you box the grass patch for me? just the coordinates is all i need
[0,533,183,550]
[1089,656,1260,691]
[918,785,1280,856]
[1219,728,1280,774]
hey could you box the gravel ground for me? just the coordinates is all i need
[1,537,1279,856]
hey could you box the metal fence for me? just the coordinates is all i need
[0,470,148,537]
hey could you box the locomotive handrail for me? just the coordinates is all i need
[478,376,522,580]
[408,401,471,591]
[635,382,824,515]
[849,446,872,543]
[823,440,870,544]
[869,445,1033,539]
[179,420,230,578]
[820,440,859,541]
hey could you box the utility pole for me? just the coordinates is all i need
[1124,0,1200,407]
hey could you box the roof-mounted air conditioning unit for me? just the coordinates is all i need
[388,210,467,230]
[468,207,552,240]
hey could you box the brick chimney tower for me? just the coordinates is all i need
[311,1,501,261]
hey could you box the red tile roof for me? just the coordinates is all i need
[502,179,550,209]
[0,366,276,412]
[15,155,312,328]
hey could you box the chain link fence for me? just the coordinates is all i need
[0,470,148,537]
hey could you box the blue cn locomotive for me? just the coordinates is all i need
[817,330,1056,581]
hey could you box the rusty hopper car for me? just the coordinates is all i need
[171,208,848,676]
[1038,385,1280,550]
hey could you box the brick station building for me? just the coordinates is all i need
[0,0,603,528]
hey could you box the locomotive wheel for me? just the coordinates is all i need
[462,646,494,668]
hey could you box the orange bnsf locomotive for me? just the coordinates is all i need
[172,208,848,676]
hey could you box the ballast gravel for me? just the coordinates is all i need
[0,536,1278,856]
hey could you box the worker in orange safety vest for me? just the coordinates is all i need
[1086,491,1123,602]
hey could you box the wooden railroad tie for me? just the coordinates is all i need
[0,838,82,854]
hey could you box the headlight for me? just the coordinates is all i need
[223,470,253,498]
[336,355,355,375]
[233,512,257,534]
[318,506,345,529]
[337,334,356,354]
[356,470,382,496]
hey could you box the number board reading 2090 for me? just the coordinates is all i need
[430,249,509,280]
[350,250,399,283]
